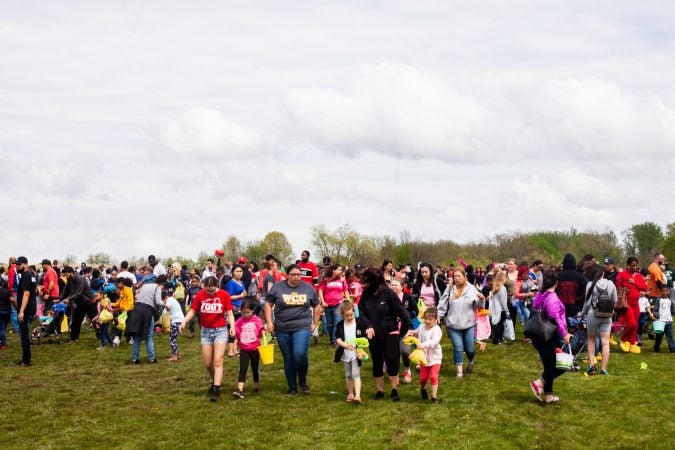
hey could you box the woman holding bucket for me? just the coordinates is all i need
[180,276,235,402]
[529,269,572,404]
[265,264,321,396]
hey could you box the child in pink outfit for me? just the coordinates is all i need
[408,307,443,403]
[232,300,265,399]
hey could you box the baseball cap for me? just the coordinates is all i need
[604,257,615,264]
[323,256,332,265]
[16,256,28,264]
[354,263,363,270]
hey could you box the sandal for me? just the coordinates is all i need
[352,396,361,404]
[530,380,543,402]
[346,394,354,403]
[544,395,560,404]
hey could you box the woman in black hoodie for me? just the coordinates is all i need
[555,254,588,319]
[359,268,411,402]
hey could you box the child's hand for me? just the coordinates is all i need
[347,344,356,351]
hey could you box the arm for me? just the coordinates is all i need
[18,290,30,322]
[581,284,592,316]
[264,301,274,333]
[633,274,648,292]
[45,276,54,298]
[436,287,450,322]
[226,310,236,336]
[180,309,196,333]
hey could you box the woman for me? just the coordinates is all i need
[359,268,411,401]
[580,266,617,375]
[390,278,418,384]
[504,259,519,329]
[226,264,248,357]
[514,266,535,326]
[264,264,321,396]
[126,274,166,365]
[615,257,648,354]
[489,271,509,344]
[529,269,572,404]
[412,262,444,308]
[318,264,350,347]
[381,259,395,285]
[0,278,11,349]
[437,267,484,378]
[180,276,235,402]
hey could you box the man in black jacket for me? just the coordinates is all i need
[60,266,97,341]
[555,253,588,319]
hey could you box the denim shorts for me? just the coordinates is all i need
[200,326,229,345]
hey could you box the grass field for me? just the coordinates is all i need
[1,322,673,450]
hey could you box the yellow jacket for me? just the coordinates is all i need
[112,286,134,311]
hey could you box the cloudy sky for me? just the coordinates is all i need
[1,1,674,264]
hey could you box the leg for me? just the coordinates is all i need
[344,361,354,398]
[291,329,310,388]
[250,350,260,383]
[11,304,19,332]
[169,323,179,356]
[326,306,341,345]
[352,359,361,399]
[531,337,566,396]
[462,326,476,364]
[664,323,675,352]
[276,330,297,391]
[448,327,465,375]
[419,365,430,388]
[0,313,10,346]
[145,315,155,362]
[99,323,107,347]
[429,364,441,399]
[599,331,610,371]
[369,336,385,393]
[211,341,227,387]
[621,302,638,345]
[201,344,215,379]
[131,332,141,361]
[587,333,596,367]
[384,334,400,388]
[19,314,34,363]
[70,305,86,340]
[238,350,251,389]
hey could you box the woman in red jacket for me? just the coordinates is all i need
[615,257,648,354]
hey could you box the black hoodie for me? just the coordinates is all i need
[555,253,587,315]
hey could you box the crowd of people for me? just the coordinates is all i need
[0,250,672,404]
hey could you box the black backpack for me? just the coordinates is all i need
[593,286,614,318]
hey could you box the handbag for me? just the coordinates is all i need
[615,286,629,312]
[524,309,558,342]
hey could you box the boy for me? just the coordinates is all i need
[653,286,675,353]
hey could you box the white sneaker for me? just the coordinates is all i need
[402,370,412,384]
[113,336,120,345]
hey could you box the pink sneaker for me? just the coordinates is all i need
[530,380,543,402]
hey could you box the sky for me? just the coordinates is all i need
[1,1,674,264]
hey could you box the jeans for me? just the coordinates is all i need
[99,323,113,347]
[654,322,675,352]
[19,314,35,363]
[276,329,310,391]
[448,326,476,366]
[324,305,341,344]
[132,315,155,362]
[531,336,567,394]
[11,305,19,332]
[0,311,10,346]
[515,300,530,325]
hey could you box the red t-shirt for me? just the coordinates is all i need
[191,289,233,329]
[297,261,319,285]
[43,268,60,298]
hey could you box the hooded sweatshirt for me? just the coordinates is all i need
[555,254,587,310]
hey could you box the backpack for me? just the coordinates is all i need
[593,286,614,318]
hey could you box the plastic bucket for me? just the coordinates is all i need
[653,320,666,334]
[555,346,574,371]
[258,344,274,365]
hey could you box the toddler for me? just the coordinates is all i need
[232,300,265,399]
[653,286,675,353]
[163,289,185,361]
[334,301,369,404]
[408,307,443,403]
[94,294,114,349]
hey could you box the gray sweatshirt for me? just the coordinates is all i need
[489,286,508,325]
[437,283,484,330]
[135,283,164,310]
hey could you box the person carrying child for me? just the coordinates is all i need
[653,286,675,353]
[232,300,265,399]
[94,292,114,350]
[163,289,185,361]
[406,307,443,403]
[334,301,369,404]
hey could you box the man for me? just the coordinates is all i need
[555,253,588,319]
[7,257,19,333]
[12,256,37,366]
[117,260,136,285]
[647,253,666,299]
[148,255,167,276]
[59,266,97,341]
[222,260,233,278]
[602,257,619,285]
[202,258,216,280]
[297,250,319,286]
[41,259,60,312]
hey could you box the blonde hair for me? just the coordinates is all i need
[492,271,506,293]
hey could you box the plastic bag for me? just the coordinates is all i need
[503,317,515,341]
[60,315,70,333]
[160,311,171,333]
[99,309,113,324]
[117,311,128,332]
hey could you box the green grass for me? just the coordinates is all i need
[1,324,673,449]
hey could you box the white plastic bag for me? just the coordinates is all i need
[503,317,515,341]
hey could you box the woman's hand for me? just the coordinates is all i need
[366,328,375,339]
[229,327,235,337]
[562,333,572,344]
[266,322,275,334]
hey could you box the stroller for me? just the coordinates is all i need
[567,316,588,372]
[30,304,67,345]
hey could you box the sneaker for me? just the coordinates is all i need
[456,372,464,378]
[530,380,543,401]
[609,336,618,346]
[209,387,220,402]
[619,341,630,353]
[586,365,597,376]
[390,388,400,402]
[374,391,385,400]
[96,346,105,351]
[431,397,441,404]
[132,359,140,365]
[599,369,609,375]
[149,359,158,364]
[466,360,474,374]
[421,388,429,400]
[17,360,32,367]
[232,390,244,399]
[128,337,133,345]
[629,344,641,354]
[402,370,412,384]
[113,336,120,346]
[300,383,311,395]
[287,389,297,396]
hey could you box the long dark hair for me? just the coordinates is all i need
[541,269,558,291]
[415,262,433,287]
[361,268,385,295]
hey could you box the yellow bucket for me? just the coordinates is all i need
[258,344,274,365]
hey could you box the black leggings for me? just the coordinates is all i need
[238,349,260,383]
[531,337,567,394]
[370,334,400,377]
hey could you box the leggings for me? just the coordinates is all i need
[531,337,567,395]
[168,322,180,356]
[369,334,400,377]
[238,349,260,383]
[420,364,441,386]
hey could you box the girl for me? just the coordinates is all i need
[580,266,617,375]
[514,267,535,326]
[180,276,235,402]
[488,272,509,344]
[112,277,134,346]
[164,289,185,361]
[232,300,265,399]
[318,264,350,347]
[407,307,443,403]
[226,265,248,357]
[334,301,369,404]
[94,292,114,349]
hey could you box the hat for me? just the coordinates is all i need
[322,256,332,265]
[354,263,363,271]
[16,256,28,264]
[41,259,51,265]
[237,256,247,264]
[604,257,615,264]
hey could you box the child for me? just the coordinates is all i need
[637,294,652,346]
[38,309,56,326]
[334,301,369,404]
[407,307,443,403]
[94,294,114,349]
[163,289,185,361]
[185,276,201,338]
[232,300,265,399]
[653,286,675,353]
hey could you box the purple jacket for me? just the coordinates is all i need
[532,290,568,338]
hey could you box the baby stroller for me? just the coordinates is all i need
[30,304,67,345]
[567,316,588,372]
